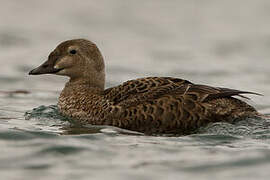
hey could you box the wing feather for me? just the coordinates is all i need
[104,77,261,107]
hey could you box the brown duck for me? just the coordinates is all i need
[29,39,261,135]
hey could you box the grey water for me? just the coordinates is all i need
[1,0,270,179]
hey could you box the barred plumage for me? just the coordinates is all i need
[29,39,261,135]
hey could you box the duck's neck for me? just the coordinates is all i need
[63,79,104,95]
[68,75,105,91]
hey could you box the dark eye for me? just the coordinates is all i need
[69,49,77,54]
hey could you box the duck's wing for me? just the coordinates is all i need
[103,77,260,134]
[104,77,192,105]
[104,77,260,107]
[178,84,261,102]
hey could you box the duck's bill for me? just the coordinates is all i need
[29,61,62,75]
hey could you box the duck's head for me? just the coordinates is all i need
[29,39,105,89]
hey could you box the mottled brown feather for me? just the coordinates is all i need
[58,76,259,135]
[103,77,258,134]
[30,39,261,135]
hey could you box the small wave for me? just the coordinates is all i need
[199,117,270,138]
[25,105,65,121]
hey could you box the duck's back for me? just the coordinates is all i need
[103,77,258,134]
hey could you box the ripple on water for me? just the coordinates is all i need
[1,104,270,180]
[25,105,65,121]
[37,145,87,156]
[0,129,58,141]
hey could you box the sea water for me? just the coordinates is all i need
[1,0,270,179]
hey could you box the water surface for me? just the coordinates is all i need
[1,0,270,179]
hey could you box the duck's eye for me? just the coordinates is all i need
[69,49,77,54]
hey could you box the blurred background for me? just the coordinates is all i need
[1,1,270,179]
[1,0,270,106]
